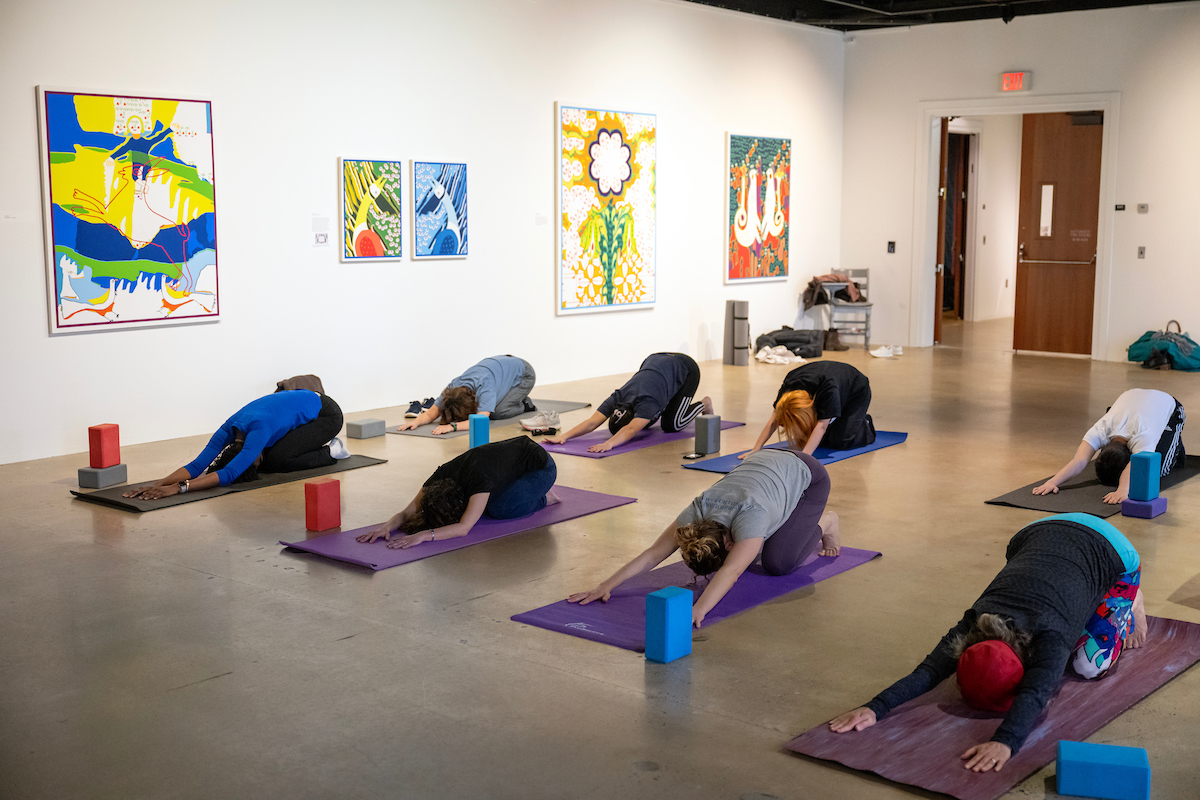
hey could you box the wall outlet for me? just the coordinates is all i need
[887,241,895,253]
[1138,246,1146,259]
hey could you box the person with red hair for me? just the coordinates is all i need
[743,361,875,458]
[827,513,1146,773]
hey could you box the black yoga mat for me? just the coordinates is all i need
[386,399,590,438]
[985,454,1200,517]
[70,455,387,512]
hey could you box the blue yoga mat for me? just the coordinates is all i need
[682,431,908,474]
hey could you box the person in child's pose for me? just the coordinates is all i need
[742,361,874,459]
[397,355,537,436]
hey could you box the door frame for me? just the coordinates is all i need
[947,119,981,322]
[908,93,1120,357]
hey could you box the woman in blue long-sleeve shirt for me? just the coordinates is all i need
[124,390,344,500]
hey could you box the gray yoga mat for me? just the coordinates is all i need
[985,454,1200,517]
[70,455,387,512]
[386,399,590,438]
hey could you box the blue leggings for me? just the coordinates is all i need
[485,458,558,520]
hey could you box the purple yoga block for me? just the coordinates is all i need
[645,586,692,663]
[1121,496,1167,519]
[1128,451,1160,502]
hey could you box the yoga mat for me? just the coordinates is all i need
[985,454,1200,518]
[511,547,881,651]
[70,455,387,513]
[540,420,746,459]
[279,485,635,570]
[682,431,909,474]
[387,399,590,438]
[786,616,1200,800]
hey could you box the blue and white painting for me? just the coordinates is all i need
[412,161,468,259]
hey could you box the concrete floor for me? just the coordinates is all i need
[3,318,1199,800]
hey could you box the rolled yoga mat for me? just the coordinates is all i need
[786,616,1200,800]
[280,485,635,570]
[682,431,908,474]
[387,399,591,438]
[70,455,388,513]
[985,454,1200,518]
[540,420,745,459]
[511,547,881,651]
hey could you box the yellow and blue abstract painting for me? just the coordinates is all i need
[37,89,218,334]
[412,161,467,259]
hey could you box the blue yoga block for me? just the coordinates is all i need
[1056,740,1150,800]
[645,586,693,663]
[346,418,385,439]
[695,415,721,455]
[1128,451,1161,502]
[78,463,128,489]
[468,413,489,449]
[1121,496,1167,519]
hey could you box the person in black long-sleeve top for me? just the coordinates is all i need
[744,361,875,458]
[828,513,1146,774]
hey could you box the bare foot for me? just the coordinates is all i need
[1127,588,1148,649]
[818,511,840,556]
[701,396,714,415]
[545,489,562,507]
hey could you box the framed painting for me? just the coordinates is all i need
[411,161,467,259]
[340,158,403,261]
[557,103,656,314]
[725,133,790,283]
[36,87,219,334]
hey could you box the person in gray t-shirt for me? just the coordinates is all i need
[568,450,839,627]
[398,355,536,436]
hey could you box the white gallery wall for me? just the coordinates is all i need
[840,3,1200,352]
[0,0,845,465]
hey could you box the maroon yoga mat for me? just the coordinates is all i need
[540,420,745,458]
[512,547,882,651]
[279,486,635,570]
[786,616,1200,800]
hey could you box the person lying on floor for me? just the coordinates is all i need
[124,390,346,500]
[568,450,838,626]
[397,355,536,436]
[828,513,1147,774]
[742,361,874,460]
[358,437,559,549]
[1033,388,1185,504]
[544,352,713,453]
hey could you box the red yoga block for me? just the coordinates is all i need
[88,424,120,469]
[305,480,341,532]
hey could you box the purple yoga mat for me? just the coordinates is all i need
[511,547,881,651]
[279,486,635,570]
[540,420,745,459]
[787,616,1200,800]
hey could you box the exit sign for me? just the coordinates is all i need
[1002,71,1031,92]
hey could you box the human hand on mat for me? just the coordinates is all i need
[586,441,615,453]
[1102,489,1127,504]
[736,448,759,460]
[431,424,456,436]
[960,741,1010,772]
[125,482,179,500]
[567,586,612,605]
[828,707,876,733]
[357,523,395,544]
[387,531,432,549]
[1031,480,1059,495]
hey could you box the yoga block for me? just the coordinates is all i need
[346,418,385,439]
[695,415,721,455]
[1121,496,1166,519]
[468,413,489,449]
[645,586,692,664]
[305,479,341,532]
[78,463,127,489]
[1056,740,1150,800]
[88,423,120,469]
[1128,451,1161,501]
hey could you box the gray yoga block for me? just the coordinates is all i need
[79,463,128,489]
[695,415,721,455]
[346,418,386,439]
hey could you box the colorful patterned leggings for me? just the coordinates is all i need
[1070,567,1141,680]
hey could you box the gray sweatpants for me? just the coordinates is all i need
[493,359,536,420]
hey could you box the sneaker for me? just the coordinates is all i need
[404,400,423,418]
[870,346,895,358]
[422,397,436,411]
[521,410,560,430]
[892,346,903,356]
[328,437,350,460]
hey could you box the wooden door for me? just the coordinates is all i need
[933,118,949,344]
[1013,112,1103,354]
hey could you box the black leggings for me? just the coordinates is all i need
[261,394,343,473]
[823,384,875,450]
[761,452,831,576]
[610,353,704,434]
[1155,398,1186,475]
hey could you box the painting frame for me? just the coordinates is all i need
[339,157,405,263]
[556,101,657,316]
[411,160,468,260]
[724,131,791,285]
[36,85,220,335]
